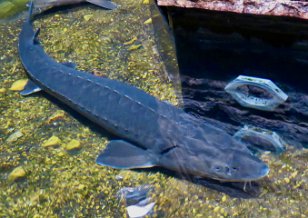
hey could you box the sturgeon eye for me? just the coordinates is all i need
[215,166,221,172]
[232,167,238,171]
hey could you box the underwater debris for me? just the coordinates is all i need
[126,202,155,218]
[8,166,26,182]
[117,185,155,218]
[234,125,286,154]
[42,135,62,148]
[9,79,28,91]
[225,75,288,111]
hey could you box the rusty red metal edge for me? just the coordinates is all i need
[157,0,308,20]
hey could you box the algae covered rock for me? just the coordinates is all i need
[0,0,28,19]
[0,87,6,93]
[42,135,62,147]
[64,139,81,151]
[8,166,26,182]
[0,1,15,17]
[9,79,28,91]
[47,110,66,124]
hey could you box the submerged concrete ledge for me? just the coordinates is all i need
[157,0,308,20]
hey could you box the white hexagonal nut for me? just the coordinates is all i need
[234,125,286,154]
[225,75,288,111]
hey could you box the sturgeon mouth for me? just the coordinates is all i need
[209,164,270,182]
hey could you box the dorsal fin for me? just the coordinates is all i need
[27,1,34,22]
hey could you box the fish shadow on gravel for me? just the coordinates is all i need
[136,167,262,199]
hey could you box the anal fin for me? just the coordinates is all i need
[96,140,157,169]
[33,28,40,44]
[20,79,42,96]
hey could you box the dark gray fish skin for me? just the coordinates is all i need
[33,0,117,11]
[19,3,269,182]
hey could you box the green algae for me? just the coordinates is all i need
[0,0,307,217]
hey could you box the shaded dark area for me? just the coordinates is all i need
[137,167,261,199]
[161,7,308,148]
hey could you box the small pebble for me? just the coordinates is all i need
[128,44,142,51]
[214,206,220,213]
[8,166,26,182]
[42,136,61,147]
[47,110,66,124]
[77,184,85,190]
[6,130,23,143]
[9,79,28,91]
[221,195,227,202]
[124,36,138,45]
[0,88,6,93]
[290,171,298,178]
[284,178,290,184]
[84,14,93,21]
[115,175,123,181]
[144,18,152,25]
[65,139,81,151]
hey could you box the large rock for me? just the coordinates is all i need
[157,0,308,20]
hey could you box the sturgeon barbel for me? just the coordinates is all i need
[19,2,269,182]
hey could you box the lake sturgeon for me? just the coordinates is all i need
[18,2,269,182]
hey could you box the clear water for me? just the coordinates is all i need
[0,0,307,217]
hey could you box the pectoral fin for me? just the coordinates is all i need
[86,0,118,10]
[62,62,77,69]
[96,140,156,169]
[20,79,42,96]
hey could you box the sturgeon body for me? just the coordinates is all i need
[18,3,269,182]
